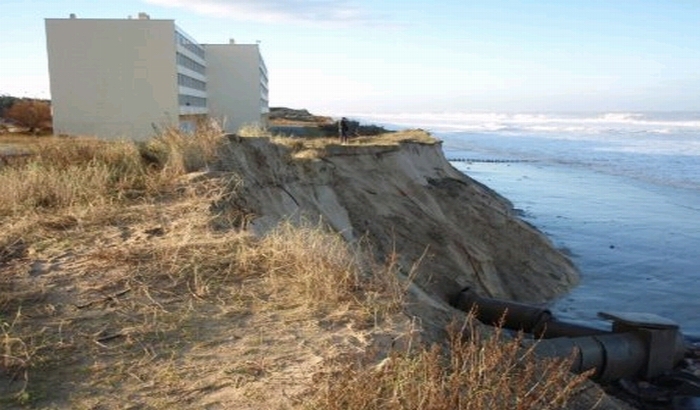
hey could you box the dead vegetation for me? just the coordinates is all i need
[306,315,595,410]
[0,125,600,409]
[236,124,438,161]
[2,99,52,135]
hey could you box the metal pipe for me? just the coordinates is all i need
[537,319,610,339]
[530,333,648,382]
[451,287,553,333]
[451,287,607,337]
[450,287,687,381]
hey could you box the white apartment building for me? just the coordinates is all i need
[45,13,269,140]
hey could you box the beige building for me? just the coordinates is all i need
[205,41,269,133]
[45,13,268,140]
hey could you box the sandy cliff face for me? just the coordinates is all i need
[215,135,579,324]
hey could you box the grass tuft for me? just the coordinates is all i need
[237,123,272,138]
[0,125,225,216]
[307,314,592,410]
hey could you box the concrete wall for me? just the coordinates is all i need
[45,18,179,140]
[205,44,269,134]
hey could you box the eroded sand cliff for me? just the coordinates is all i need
[214,133,579,336]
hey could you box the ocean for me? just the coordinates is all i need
[356,112,700,340]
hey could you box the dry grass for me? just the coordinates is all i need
[352,129,439,146]
[268,129,439,161]
[0,133,52,150]
[0,125,408,406]
[0,202,408,407]
[0,124,224,216]
[0,126,229,406]
[307,315,592,410]
[144,121,224,173]
[89,218,405,322]
[248,222,407,321]
[237,124,437,150]
[273,129,437,149]
[237,123,273,138]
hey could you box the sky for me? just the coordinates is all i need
[2,0,700,115]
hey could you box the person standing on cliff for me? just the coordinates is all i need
[339,117,349,144]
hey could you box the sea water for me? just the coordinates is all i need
[357,112,700,340]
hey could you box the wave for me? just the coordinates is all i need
[351,111,700,135]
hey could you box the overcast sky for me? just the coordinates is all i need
[2,0,700,115]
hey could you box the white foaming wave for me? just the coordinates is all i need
[527,125,589,133]
[597,138,700,155]
[587,112,700,129]
[596,112,645,122]
[351,111,700,135]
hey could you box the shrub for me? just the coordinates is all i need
[143,121,223,174]
[4,99,52,134]
[319,119,393,138]
[0,95,19,118]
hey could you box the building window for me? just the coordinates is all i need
[180,120,196,133]
[176,52,206,75]
[175,31,205,59]
[179,94,207,107]
[177,73,207,91]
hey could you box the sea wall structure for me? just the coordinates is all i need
[45,13,269,140]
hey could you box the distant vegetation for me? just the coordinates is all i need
[269,106,393,138]
[268,107,333,124]
[0,95,52,134]
[0,95,19,117]
[319,118,393,137]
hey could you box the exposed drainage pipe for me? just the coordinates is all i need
[451,286,607,339]
[528,331,649,381]
[451,287,687,382]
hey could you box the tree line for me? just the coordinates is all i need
[0,95,52,134]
